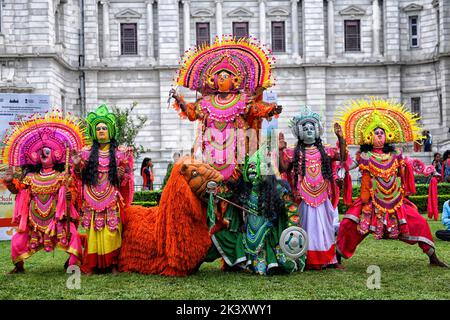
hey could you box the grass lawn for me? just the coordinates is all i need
[0,217,449,300]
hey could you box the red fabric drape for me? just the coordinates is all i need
[427,176,439,221]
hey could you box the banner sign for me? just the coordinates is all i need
[0,93,50,240]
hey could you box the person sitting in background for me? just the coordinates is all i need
[442,150,450,182]
[436,200,450,242]
[141,158,152,190]
[162,152,181,189]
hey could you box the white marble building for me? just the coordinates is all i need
[0,0,449,185]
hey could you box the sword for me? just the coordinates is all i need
[206,181,257,216]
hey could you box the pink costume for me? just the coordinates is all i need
[172,36,280,181]
[74,145,134,272]
[1,112,86,268]
[8,172,82,265]
[280,145,341,269]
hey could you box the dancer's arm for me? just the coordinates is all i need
[1,167,24,194]
[170,89,202,121]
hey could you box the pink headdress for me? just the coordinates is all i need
[1,110,87,167]
[176,36,275,94]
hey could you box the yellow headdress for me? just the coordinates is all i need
[336,97,422,146]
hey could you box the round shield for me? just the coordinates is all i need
[279,226,308,260]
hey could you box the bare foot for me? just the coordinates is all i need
[429,253,449,268]
[326,263,345,270]
[111,265,120,275]
[8,265,25,274]
[334,263,346,270]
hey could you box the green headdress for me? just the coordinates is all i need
[243,146,277,183]
[86,104,117,142]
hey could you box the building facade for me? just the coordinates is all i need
[0,0,449,185]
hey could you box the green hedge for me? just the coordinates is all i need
[133,190,162,202]
[350,183,450,197]
[337,195,449,215]
[131,201,158,207]
[415,175,431,184]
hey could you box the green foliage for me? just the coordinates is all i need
[415,175,431,184]
[133,190,162,203]
[111,102,148,160]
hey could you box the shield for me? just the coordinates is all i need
[279,226,308,259]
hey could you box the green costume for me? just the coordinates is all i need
[205,148,305,275]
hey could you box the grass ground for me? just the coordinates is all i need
[0,218,449,300]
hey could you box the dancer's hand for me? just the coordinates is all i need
[273,104,283,115]
[118,166,125,178]
[3,167,13,183]
[71,150,81,167]
[169,88,179,102]
[334,123,343,139]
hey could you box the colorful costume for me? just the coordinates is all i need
[1,111,86,270]
[279,106,347,270]
[336,98,445,265]
[73,105,134,273]
[171,36,280,181]
[205,147,305,275]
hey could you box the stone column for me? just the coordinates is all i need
[303,0,325,61]
[384,0,400,62]
[101,0,110,58]
[291,0,299,57]
[215,0,223,40]
[372,0,381,57]
[259,0,266,44]
[387,65,401,100]
[146,0,154,59]
[327,0,335,57]
[182,0,191,50]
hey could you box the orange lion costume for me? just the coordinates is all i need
[118,157,223,276]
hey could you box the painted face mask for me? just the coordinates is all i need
[40,147,55,169]
[95,122,110,144]
[373,127,386,148]
[302,122,316,145]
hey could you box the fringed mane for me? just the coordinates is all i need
[119,158,212,276]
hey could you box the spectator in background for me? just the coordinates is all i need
[148,159,154,190]
[436,200,450,241]
[424,130,433,152]
[432,153,442,176]
[162,152,181,189]
[141,157,152,190]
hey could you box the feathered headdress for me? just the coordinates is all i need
[175,35,275,94]
[336,97,422,145]
[1,110,87,167]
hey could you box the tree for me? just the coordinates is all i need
[111,102,149,160]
